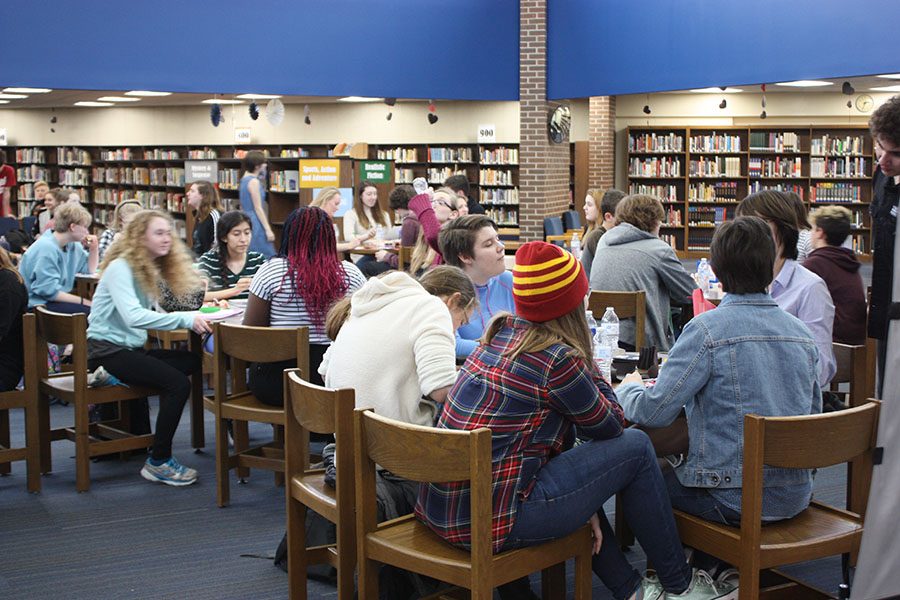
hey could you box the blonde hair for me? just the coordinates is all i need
[483,305,593,365]
[53,202,92,233]
[432,187,458,210]
[311,187,341,210]
[100,210,201,299]
[112,199,144,231]
[0,247,23,283]
[409,227,437,275]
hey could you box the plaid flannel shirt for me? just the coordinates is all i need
[415,315,625,552]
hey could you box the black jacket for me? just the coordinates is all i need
[869,168,898,339]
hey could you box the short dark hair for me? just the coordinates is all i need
[438,215,496,268]
[388,184,415,210]
[240,150,266,174]
[443,174,470,196]
[809,205,852,246]
[736,190,800,260]
[710,216,775,294]
[600,189,626,217]
[870,95,900,147]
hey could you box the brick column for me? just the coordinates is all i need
[589,95,616,191]
[518,0,570,242]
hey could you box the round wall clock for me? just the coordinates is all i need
[856,94,875,113]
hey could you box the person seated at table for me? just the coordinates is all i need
[417,241,726,600]
[438,215,514,358]
[98,199,143,261]
[0,247,28,392]
[736,190,836,386]
[617,216,820,538]
[186,180,223,256]
[28,180,50,223]
[344,180,392,263]
[196,211,266,302]
[589,194,696,351]
[34,187,68,237]
[86,209,212,486]
[242,205,365,405]
[581,188,625,275]
[310,186,375,254]
[19,202,99,314]
[408,187,458,275]
[373,184,418,271]
[803,205,867,345]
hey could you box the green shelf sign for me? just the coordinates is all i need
[360,160,392,183]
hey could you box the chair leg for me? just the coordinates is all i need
[215,416,230,507]
[358,557,379,600]
[336,510,356,600]
[739,563,760,600]
[274,424,285,487]
[287,497,308,600]
[25,400,42,493]
[574,547,592,600]
[0,409,10,475]
[38,393,52,474]
[234,420,250,481]
[616,494,634,550]
[541,563,565,600]
[75,400,91,492]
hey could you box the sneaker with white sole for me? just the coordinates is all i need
[635,572,665,600]
[667,569,730,599]
[714,568,739,600]
[140,457,198,486]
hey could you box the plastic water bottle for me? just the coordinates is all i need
[593,326,612,382]
[569,231,581,259]
[696,257,711,291]
[412,177,428,195]
[601,306,620,356]
[586,310,598,338]
[375,224,385,244]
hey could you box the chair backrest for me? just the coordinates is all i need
[562,210,582,231]
[831,343,868,408]
[544,233,572,249]
[0,217,18,237]
[741,401,880,530]
[22,216,37,237]
[354,408,494,566]
[588,290,647,350]
[213,322,309,396]
[33,306,89,389]
[0,314,37,406]
[398,245,414,272]
[543,216,564,238]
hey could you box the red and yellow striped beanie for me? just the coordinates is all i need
[512,241,588,323]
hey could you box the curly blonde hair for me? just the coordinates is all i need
[100,209,200,299]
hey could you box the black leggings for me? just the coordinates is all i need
[88,348,201,461]
[248,343,328,407]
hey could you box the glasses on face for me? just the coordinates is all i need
[432,198,455,211]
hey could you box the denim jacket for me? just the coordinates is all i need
[617,293,822,497]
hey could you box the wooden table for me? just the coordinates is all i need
[73,274,100,301]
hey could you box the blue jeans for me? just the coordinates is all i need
[664,468,742,526]
[502,428,692,600]
[43,300,90,315]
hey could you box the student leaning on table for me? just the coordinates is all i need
[417,241,728,600]
[86,209,212,487]
[616,217,820,541]
[195,210,265,302]
[18,202,99,314]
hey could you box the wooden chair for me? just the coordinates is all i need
[588,290,647,351]
[830,343,869,409]
[397,245,414,272]
[0,314,41,493]
[544,232,574,249]
[34,307,156,492]
[212,322,309,507]
[284,369,356,600]
[354,408,593,600]
[673,401,880,599]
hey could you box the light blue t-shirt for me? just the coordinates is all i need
[18,232,89,307]
[455,270,516,357]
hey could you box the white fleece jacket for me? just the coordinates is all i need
[318,271,457,427]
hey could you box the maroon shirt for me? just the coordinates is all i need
[803,246,867,345]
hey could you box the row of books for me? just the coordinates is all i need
[749,132,800,152]
[219,168,242,190]
[810,157,868,178]
[144,149,180,160]
[628,157,681,178]
[91,167,186,187]
[16,165,48,182]
[479,169,515,186]
[480,147,518,165]
[687,231,715,251]
[659,233,678,249]
[664,207,683,227]
[377,147,419,162]
[279,148,309,158]
[748,157,803,178]
[428,167,463,184]
[688,157,742,177]
[627,183,679,203]
[810,182,863,203]
[13,148,46,164]
[479,188,519,204]
[484,206,519,227]
[810,135,866,156]
[748,182,805,200]
[688,181,739,202]
[189,149,218,159]
[16,182,42,201]
[688,206,735,226]
[57,147,93,166]
[628,133,683,153]
[688,134,741,153]
[428,147,474,163]
[58,168,90,186]
[269,170,299,192]
[94,189,183,209]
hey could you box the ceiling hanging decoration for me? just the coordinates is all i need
[210,102,222,127]
[304,104,311,125]
[249,102,259,120]
[427,99,438,124]
[385,97,396,121]
[760,84,767,119]
[266,98,285,126]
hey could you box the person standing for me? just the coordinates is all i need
[0,247,28,392]
[239,151,275,258]
[444,174,485,215]
[0,149,16,218]
[186,181,223,256]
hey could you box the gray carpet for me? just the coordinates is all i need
[0,401,849,599]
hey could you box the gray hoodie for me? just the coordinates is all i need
[589,223,696,351]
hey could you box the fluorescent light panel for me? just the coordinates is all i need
[74,101,113,107]
[775,80,833,87]
[97,96,141,102]
[0,93,28,99]
[337,96,382,102]
[3,87,51,93]
[689,87,743,93]
[124,90,172,97]
[877,74,900,79]
[871,84,900,92]
[201,99,243,104]
[0,100,9,104]
[235,93,282,100]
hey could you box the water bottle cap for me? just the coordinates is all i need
[606,306,613,311]
[586,310,593,317]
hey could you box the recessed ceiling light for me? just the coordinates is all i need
[689,87,743,93]
[74,101,114,107]
[235,93,282,100]
[877,74,900,79]
[124,90,172,97]
[337,96,382,102]
[871,85,900,92]
[3,87,51,93]
[0,93,28,99]
[0,100,10,104]
[775,80,833,87]
[201,99,243,104]
[97,96,141,102]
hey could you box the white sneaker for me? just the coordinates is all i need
[667,569,730,599]
[714,568,739,600]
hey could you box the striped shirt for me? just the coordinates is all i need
[248,257,365,343]
[196,250,266,299]
[415,315,625,552]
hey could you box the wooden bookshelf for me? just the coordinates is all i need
[626,125,874,260]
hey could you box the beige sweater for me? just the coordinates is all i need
[318,271,457,427]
